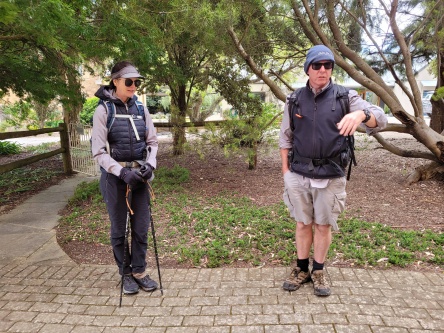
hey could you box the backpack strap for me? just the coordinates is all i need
[335,84,357,180]
[135,100,145,119]
[97,100,116,130]
[287,88,303,132]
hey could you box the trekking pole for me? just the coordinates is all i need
[147,182,163,295]
[120,185,133,307]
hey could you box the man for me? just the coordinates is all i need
[279,45,387,296]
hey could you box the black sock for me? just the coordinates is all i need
[297,258,309,272]
[312,260,324,272]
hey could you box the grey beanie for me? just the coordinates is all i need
[303,45,335,74]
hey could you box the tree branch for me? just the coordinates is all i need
[372,132,440,162]
[227,26,287,102]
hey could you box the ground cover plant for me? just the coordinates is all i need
[55,135,444,271]
[0,142,67,213]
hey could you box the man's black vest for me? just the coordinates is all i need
[107,100,147,162]
[287,83,354,179]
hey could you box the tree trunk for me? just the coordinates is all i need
[171,85,187,155]
[430,50,444,134]
[405,161,444,184]
[248,142,258,170]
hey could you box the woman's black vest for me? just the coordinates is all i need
[288,83,351,179]
[107,101,147,162]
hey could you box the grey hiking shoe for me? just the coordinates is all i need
[134,275,158,292]
[311,270,331,296]
[282,267,311,291]
[123,274,139,294]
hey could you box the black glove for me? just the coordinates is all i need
[139,163,153,181]
[119,167,143,187]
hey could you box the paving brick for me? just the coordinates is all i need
[370,327,409,333]
[55,303,89,314]
[418,318,444,330]
[334,324,373,333]
[312,313,348,325]
[84,305,115,316]
[427,308,444,320]
[141,305,173,316]
[78,326,119,333]
[325,303,361,315]
[38,323,74,333]
[299,324,335,333]
[122,315,154,327]
[279,313,313,324]
[61,314,96,325]
[403,298,442,309]
[92,315,125,326]
[165,327,198,333]
[0,320,14,332]
[382,316,421,329]
[2,301,33,311]
[171,306,201,316]
[33,312,67,324]
[28,302,62,313]
[2,292,30,301]
[182,315,215,326]
[393,307,429,319]
[358,304,395,317]
[219,296,248,306]
[151,315,184,326]
[133,328,165,333]
[264,325,299,333]
[161,297,191,307]
[347,314,383,326]
[214,314,247,326]
[5,310,38,322]
[231,326,264,333]
[231,305,262,315]
[263,304,293,314]
[197,327,230,333]
[102,327,137,333]
[246,314,279,325]
[200,305,231,315]
[189,296,219,306]
[7,321,44,332]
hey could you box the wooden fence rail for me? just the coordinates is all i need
[0,123,73,175]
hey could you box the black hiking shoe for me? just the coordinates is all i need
[134,275,158,292]
[311,270,331,296]
[123,274,139,294]
[282,267,311,291]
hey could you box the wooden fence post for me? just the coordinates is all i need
[59,122,74,174]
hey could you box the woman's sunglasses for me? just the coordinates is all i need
[120,78,142,87]
[311,62,334,70]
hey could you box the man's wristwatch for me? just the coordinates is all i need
[362,108,371,123]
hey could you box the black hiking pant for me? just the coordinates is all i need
[100,170,150,276]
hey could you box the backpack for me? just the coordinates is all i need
[98,100,145,129]
[288,84,357,180]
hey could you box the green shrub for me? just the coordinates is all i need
[80,97,100,125]
[0,141,22,155]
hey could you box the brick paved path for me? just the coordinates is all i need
[1,262,443,333]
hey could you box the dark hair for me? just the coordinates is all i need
[108,61,134,88]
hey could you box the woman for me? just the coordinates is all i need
[91,61,159,294]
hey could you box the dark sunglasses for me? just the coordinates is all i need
[311,62,334,70]
[121,78,142,87]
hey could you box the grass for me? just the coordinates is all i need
[0,144,64,204]
[57,164,444,270]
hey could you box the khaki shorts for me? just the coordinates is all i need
[283,172,346,231]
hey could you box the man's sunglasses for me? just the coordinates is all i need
[120,78,142,87]
[311,62,334,70]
